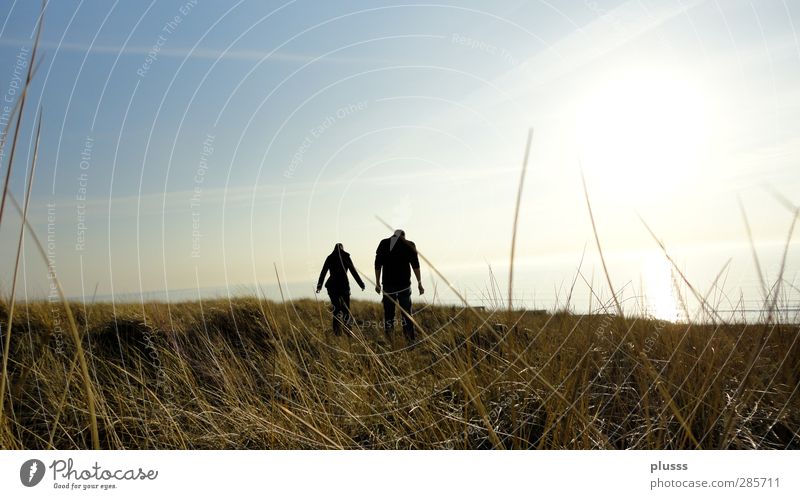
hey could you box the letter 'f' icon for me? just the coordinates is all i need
[20,459,45,487]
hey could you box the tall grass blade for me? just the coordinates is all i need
[508,128,533,312]
[580,167,624,318]
[5,192,100,449]
[0,109,42,432]
[0,3,44,230]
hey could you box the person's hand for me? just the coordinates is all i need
[315,286,321,294]
[418,283,425,295]
[360,284,365,291]
[375,285,381,294]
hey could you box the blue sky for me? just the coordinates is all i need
[0,0,798,319]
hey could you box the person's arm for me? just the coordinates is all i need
[316,257,329,292]
[374,242,383,294]
[347,257,365,290]
[410,243,424,295]
[374,267,382,294]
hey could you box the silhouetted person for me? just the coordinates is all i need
[374,229,424,343]
[317,243,365,335]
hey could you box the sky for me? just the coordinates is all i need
[0,0,798,320]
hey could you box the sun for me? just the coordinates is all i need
[643,253,680,322]
[575,67,708,195]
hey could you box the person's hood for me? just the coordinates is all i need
[330,244,349,257]
[389,229,404,251]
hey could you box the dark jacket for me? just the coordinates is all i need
[317,247,364,293]
[374,237,420,292]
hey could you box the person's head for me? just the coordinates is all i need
[393,229,405,240]
[333,242,344,253]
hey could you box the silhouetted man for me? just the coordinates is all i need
[317,243,365,335]
[374,229,424,343]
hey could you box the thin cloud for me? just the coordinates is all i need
[0,37,396,65]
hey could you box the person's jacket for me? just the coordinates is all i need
[374,237,420,292]
[317,247,365,293]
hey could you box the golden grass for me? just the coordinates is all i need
[0,297,797,449]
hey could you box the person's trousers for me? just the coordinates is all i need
[328,290,351,335]
[382,289,414,341]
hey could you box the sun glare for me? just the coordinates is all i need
[643,253,679,321]
[576,68,708,195]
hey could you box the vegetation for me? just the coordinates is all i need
[0,297,797,449]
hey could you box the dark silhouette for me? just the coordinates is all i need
[374,229,424,343]
[316,243,365,335]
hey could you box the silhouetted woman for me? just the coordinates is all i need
[316,243,365,335]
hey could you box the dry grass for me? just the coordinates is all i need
[0,297,797,449]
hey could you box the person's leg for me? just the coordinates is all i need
[329,291,343,335]
[382,292,396,335]
[398,289,415,343]
[342,293,352,329]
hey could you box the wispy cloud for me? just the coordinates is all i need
[0,37,396,65]
[17,165,515,224]
[476,0,709,106]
